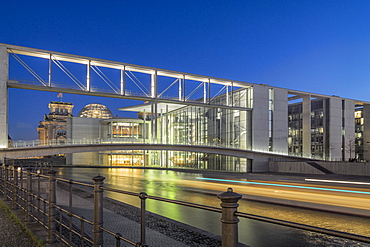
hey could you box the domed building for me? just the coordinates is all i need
[78,103,113,119]
[67,103,150,166]
[37,101,74,144]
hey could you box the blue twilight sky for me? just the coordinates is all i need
[1,0,370,140]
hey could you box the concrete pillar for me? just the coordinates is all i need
[363,104,370,161]
[302,95,311,157]
[327,97,343,161]
[272,88,288,154]
[151,72,158,144]
[0,44,8,149]
[343,99,355,161]
[251,85,269,152]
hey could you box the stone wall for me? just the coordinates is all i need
[269,161,370,176]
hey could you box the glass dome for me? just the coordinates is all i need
[78,103,113,119]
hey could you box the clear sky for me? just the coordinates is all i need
[2,0,370,140]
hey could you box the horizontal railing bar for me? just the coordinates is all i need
[235,212,370,244]
[29,172,49,179]
[56,177,94,187]
[102,186,222,213]
[53,205,94,225]
[101,226,136,245]
[101,186,139,196]
[147,194,222,213]
[53,232,73,246]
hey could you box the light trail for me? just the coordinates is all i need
[196,177,370,195]
[305,178,370,185]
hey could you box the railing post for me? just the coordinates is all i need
[80,217,85,247]
[19,167,24,207]
[47,170,57,244]
[26,167,33,222]
[138,192,148,247]
[37,173,41,210]
[13,166,18,209]
[115,233,122,247]
[92,174,105,247]
[68,179,73,243]
[217,188,242,247]
[4,164,9,201]
[0,164,3,195]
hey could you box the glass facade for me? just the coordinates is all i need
[288,99,326,159]
[69,85,365,169]
[355,107,364,160]
[310,99,325,159]
[288,103,303,155]
[153,88,252,171]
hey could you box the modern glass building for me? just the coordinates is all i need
[66,86,370,172]
[3,44,370,172]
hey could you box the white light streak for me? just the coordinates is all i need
[305,178,370,185]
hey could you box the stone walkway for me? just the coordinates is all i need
[0,199,40,247]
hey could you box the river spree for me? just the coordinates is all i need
[56,167,370,247]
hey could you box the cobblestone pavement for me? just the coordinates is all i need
[0,200,40,247]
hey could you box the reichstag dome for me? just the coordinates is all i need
[78,103,113,119]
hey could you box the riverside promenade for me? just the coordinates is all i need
[0,179,245,247]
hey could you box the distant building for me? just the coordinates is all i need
[37,101,74,144]
[66,103,149,165]
[78,103,113,119]
[66,117,149,166]
[8,135,12,147]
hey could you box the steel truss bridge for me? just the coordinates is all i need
[0,43,255,151]
[0,43,311,165]
[5,43,252,108]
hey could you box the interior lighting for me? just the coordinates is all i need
[196,177,370,195]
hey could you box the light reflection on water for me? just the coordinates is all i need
[55,167,370,247]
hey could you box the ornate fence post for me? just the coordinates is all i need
[139,192,148,247]
[26,167,33,222]
[19,167,24,207]
[0,164,3,195]
[47,170,57,244]
[93,174,105,247]
[4,164,9,201]
[13,166,18,209]
[217,188,242,247]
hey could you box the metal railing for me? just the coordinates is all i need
[9,137,316,161]
[9,78,181,101]
[1,164,370,247]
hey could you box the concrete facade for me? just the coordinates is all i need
[302,95,311,157]
[343,99,355,160]
[251,84,270,152]
[66,117,101,165]
[327,97,342,160]
[272,88,288,154]
[269,161,370,176]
